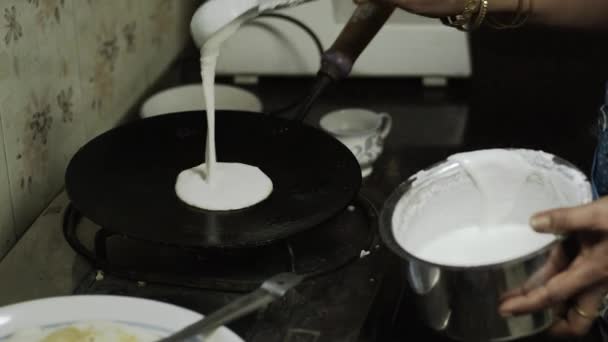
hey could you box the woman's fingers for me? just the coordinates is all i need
[549,284,608,337]
[531,198,608,234]
[499,258,605,316]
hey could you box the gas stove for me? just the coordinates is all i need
[65,194,387,342]
[58,73,475,341]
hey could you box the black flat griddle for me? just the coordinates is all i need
[65,111,361,249]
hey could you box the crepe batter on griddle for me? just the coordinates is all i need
[175,12,273,211]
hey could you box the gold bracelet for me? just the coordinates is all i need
[441,0,481,29]
[472,0,489,29]
[486,0,532,29]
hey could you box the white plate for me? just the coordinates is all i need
[0,295,244,342]
[140,84,263,118]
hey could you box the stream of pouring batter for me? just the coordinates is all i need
[175,11,273,211]
[201,49,218,181]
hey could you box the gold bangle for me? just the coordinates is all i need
[486,0,532,29]
[441,0,481,29]
[486,0,522,28]
[472,0,489,29]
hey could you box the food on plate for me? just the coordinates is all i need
[4,322,160,342]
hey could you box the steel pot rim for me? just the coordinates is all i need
[379,149,590,271]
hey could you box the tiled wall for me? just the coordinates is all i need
[0,0,198,260]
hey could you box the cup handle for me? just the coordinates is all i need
[378,113,392,139]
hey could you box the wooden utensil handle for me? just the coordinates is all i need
[320,3,395,81]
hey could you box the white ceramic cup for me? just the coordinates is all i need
[140,84,263,118]
[320,108,393,178]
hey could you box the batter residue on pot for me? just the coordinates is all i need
[394,149,590,267]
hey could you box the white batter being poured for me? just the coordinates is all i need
[175,11,273,211]
[398,149,589,267]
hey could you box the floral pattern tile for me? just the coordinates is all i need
[102,0,150,129]
[0,0,86,236]
[140,0,197,87]
[3,5,23,45]
[72,0,126,138]
[73,0,196,139]
[0,115,16,261]
[0,0,197,245]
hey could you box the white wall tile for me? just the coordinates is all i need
[0,0,86,236]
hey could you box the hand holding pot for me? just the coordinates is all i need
[500,196,608,337]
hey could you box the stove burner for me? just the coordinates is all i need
[64,195,377,292]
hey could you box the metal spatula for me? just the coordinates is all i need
[157,273,304,342]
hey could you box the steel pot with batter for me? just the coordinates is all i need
[380,149,593,341]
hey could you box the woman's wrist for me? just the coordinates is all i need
[442,0,531,31]
[488,0,519,13]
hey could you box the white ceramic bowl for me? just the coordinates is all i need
[0,295,243,341]
[140,84,263,118]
